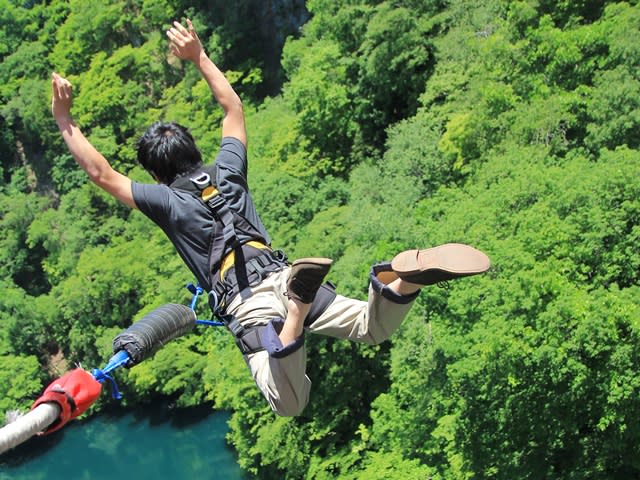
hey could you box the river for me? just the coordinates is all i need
[0,403,248,480]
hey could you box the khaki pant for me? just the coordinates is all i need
[224,264,415,416]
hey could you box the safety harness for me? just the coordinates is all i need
[171,165,337,356]
[170,166,289,354]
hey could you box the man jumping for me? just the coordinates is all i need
[50,18,490,416]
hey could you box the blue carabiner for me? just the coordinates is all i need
[186,282,225,326]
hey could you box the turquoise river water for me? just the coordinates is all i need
[0,404,248,480]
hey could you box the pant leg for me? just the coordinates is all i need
[225,268,311,417]
[222,262,418,416]
[308,262,418,344]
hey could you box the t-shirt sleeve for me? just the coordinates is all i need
[215,137,248,177]
[131,182,172,226]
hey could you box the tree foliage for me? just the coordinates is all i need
[1,0,639,478]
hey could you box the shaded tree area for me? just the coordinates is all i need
[1,0,639,479]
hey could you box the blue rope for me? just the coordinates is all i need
[196,319,225,327]
[88,282,223,401]
[100,349,130,375]
[186,282,203,310]
[91,350,129,400]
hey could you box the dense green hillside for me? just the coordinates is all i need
[1,0,639,478]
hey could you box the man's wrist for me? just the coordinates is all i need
[194,49,211,69]
[54,113,75,129]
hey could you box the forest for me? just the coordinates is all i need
[1,0,639,478]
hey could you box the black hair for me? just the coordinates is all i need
[136,122,203,184]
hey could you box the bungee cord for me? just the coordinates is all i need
[0,284,219,455]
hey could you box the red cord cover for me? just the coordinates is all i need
[31,368,102,434]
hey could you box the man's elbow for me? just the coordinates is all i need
[90,169,135,208]
[87,167,109,187]
[225,95,243,116]
[221,96,246,142]
[89,167,119,191]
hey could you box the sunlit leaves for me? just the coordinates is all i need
[48,0,135,74]
[282,38,357,175]
[0,354,43,413]
[1,0,640,478]
[354,3,434,152]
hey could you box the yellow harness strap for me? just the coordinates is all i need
[219,241,271,281]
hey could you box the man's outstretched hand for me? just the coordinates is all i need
[51,72,73,120]
[167,18,203,64]
[165,17,246,146]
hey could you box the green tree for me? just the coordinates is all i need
[0,192,51,294]
[0,354,43,413]
[353,3,435,155]
[48,0,141,74]
[2,1,640,479]
[282,38,357,175]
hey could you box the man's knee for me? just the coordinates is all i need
[267,390,309,417]
[271,399,307,417]
[360,331,391,346]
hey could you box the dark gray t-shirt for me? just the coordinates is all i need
[132,137,270,291]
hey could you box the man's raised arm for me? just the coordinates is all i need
[167,19,246,147]
[51,73,136,209]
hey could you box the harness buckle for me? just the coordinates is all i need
[206,194,225,210]
[227,317,245,337]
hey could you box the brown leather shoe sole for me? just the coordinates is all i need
[391,243,490,286]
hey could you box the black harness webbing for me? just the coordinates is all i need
[222,314,269,355]
[208,248,288,313]
[173,166,336,355]
[173,167,288,355]
[188,168,243,258]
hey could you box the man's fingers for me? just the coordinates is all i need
[51,73,72,100]
[52,72,61,97]
[52,72,71,87]
[186,18,200,40]
[53,78,62,99]
[58,79,71,97]
[170,19,197,41]
[172,20,190,37]
[166,28,186,47]
[166,20,200,57]
[174,20,190,33]
[186,18,194,32]
[167,28,185,48]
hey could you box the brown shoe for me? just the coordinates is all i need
[287,258,333,304]
[391,243,490,286]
